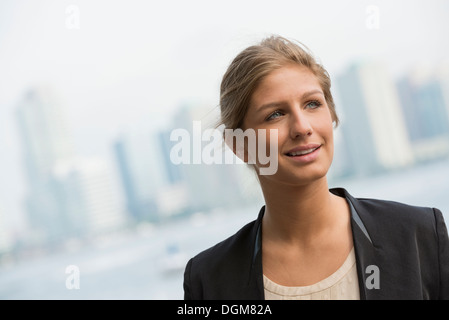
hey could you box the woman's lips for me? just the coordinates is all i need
[285,144,321,163]
[285,144,321,156]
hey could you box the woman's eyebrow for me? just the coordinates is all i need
[257,101,286,113]
[302,89,324,99]
[256,89,324,112]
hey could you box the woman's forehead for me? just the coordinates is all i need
[250,65,323,108]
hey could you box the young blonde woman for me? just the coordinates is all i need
[183,36,449,300]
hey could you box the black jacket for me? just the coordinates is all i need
[183,188,449,299]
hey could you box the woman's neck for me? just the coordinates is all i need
[259,176,345,246]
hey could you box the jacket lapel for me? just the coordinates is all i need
[335,188,384,300]
[246,206,265,299]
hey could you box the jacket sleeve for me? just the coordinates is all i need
[183,258,193,300]
[434,208,449,299]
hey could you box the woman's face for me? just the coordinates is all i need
[242,63,334,187]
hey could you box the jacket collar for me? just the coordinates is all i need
[331,187,382,300]
[247,187,381,300]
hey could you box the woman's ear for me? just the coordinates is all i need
[222,127,279,176]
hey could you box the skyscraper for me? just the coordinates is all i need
[158,130,183,185]
[15,86,125,246]
[53,157,126,236]
[397,67,449,162]
[439,62,449,121]
[15,86,76,244]
[168,104,255,212]
[114,131,170,222]
[335,62,414,176]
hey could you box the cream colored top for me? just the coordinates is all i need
[263,247,360,300]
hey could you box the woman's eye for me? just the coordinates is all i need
[266,110,283,121]
[306,100,322,109]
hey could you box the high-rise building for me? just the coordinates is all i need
[15,87,75,185]
[168,104,256,212]
[53,157,126,236]
[436,61,449,159]
[114,131,172,222]
[335,62,414,176]
[397,67,449,161]
[439,61,449,121]
[15,86,124,246]
[15,87,76,244]
[158,130,184,185]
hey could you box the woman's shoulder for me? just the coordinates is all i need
[351,195,446,243]
[184,210,266,299]
[333,187,442,225]
[332,187,445,239]
[188,217,258,271]
[355,195,441,224]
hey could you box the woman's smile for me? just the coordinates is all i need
[284,143,322,163]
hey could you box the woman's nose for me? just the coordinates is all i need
[289,110,313,139]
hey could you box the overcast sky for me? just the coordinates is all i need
[1,0,448,228]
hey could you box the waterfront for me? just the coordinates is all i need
[0,159,448,300]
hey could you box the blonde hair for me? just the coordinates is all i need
[219,35,339,130]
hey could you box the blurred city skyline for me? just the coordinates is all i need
[1,0,449,258]
[1,55,449,256]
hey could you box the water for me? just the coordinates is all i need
[0,206,258,300]
[1,159,448,300]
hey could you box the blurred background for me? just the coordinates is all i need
[0,0,449,299]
